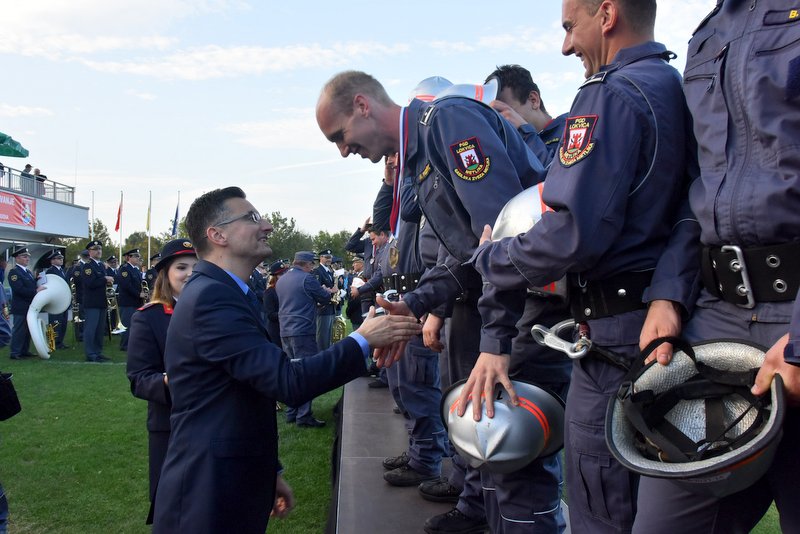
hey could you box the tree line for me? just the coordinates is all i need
[50,211,356,267]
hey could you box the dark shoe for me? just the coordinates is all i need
[419,477,461,503]
[393,405,402,414]
[382,451,410,470]
[56,344,70,350]
[297,418,325,428]
[96,355,111,362]
[384,465,439,487]
[285,417,296,424]
[367,379,388,389]
[423,508,488,534]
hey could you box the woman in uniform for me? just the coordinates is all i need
[126,239,197,523]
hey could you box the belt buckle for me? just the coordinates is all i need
[721,245,756,309]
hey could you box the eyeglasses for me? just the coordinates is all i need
[212,210,262,227]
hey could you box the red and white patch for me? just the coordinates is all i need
[559,115,597,167]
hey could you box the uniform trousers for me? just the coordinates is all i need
[393,336,448,476]
[563,310,645,534]
[10,314,31,357]
[282,335,319,422]
[83,307,106,360]
[480,294,572,534]
[317,313,334,351]
[119,306,136,350]
[633,292,800,534]
[444,298,486,521]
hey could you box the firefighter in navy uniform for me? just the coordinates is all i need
[117,249,144,351]
[632,2,800,533]
[317,71,546,534]
[45,250,70,349]
[83,240,114,362]
[8,247,42,359]
[144,253,160,302]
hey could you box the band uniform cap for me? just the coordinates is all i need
[332,256,343,263]
[85,240,103,249]
[155,239,196,272]
[318,249,333,257]
[80,249,90,257]
[48,250,64,260]
[150,252,162,261]
[11,246,30,257]
[106,256,117,263]
[123,248,140,256]
[269,261,288,276]
[294,251,315,263]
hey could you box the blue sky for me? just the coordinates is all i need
[0,0,715,238]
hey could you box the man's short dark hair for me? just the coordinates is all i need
[185,186,246,256]
[322,71,393,117]
[486,64,548,115]
[582,0,656,34]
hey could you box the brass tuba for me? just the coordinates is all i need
[106,286,126,335]
[27,274,72,359]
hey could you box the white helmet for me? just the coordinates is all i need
[442,379,565,474]
[409,76,453,103]
[435,78,499,105]
[606,338,785,498]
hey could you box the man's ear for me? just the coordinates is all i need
[354,94,369,117]
[206,226,227,246]
[599,0,619,36]
[527,90,541,111]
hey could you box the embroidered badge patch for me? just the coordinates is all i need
[9,275,17,282]
[451,137,491,181]
[85,268,92,275]
[559,115,597,167]
[122,271,128,277]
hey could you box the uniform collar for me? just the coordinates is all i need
[602,41,670,74]
[403,99,427,167]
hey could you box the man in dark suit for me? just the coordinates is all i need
[8,247,43,359]
[45,249,70,349]
[116,249,144,351]
[82,240,114,362]
[152,186,420,534]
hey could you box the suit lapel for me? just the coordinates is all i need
[193,261,267,334]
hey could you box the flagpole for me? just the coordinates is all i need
[147,190,152,266]
[91,191,95,240]
[118,191,123,262]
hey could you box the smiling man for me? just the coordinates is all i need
[152,186,421,534]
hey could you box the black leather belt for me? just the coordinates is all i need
[382,272,422,295]
[569,271,652,321]
[701,242,800,308]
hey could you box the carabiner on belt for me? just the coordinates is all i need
[531,319,591,360]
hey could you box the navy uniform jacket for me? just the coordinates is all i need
[516,113,568,167]
[359,240,389,295]
[127,302,172,433]
[116,262,142,307]
[69,264,84,304]
[313,264,335,316]
[471,41,699,351]
[399,96,545,330]
[144,268,157,290]
[682,0,800,362]
[275,267,331,337]
[82,259,108,309]
[263,286,281,345]
[8,265,36,315]
[45,265,68,282]
[249,269,266,301]
[152,260,366,534]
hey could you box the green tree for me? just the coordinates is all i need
[265,211,313,262]
[312,229,351,261]
[123,231,165,262]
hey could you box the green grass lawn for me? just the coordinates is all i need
[0,337,339,533]
[0,331,782,533]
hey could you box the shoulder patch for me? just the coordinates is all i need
[451,137,491,181]
[84,268,92,275]
[559,115,598,167]
[418,163,432,183]
[420,105,436,126]
[9,275,17,282]
[122,271,128,277]
[579,71,607,89]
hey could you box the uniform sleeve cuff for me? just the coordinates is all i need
[479,336,511,355]
[348,332,371,360]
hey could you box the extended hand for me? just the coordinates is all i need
[357,305,421,367]
[456,352,515,420]
[422,313,445,352]
[479,225,493,246]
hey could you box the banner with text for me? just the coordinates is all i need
[0,191,36,227]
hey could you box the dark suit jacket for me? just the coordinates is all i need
[116,262,143,307]
[152,260,366,534]
[82,260,107,309]
[313,264,335,316]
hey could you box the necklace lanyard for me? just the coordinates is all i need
[392,107,409,235]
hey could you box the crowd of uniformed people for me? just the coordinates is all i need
[2,0,798,532]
